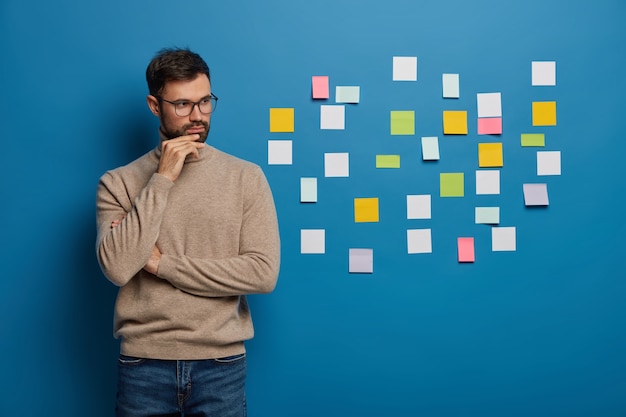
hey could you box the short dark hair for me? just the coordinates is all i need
[145,47,211,96]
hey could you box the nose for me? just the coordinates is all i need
[189,103,204,121]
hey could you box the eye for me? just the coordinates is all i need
[175,101,191,109]
[200,97,212,105]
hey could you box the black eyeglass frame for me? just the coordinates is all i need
[156,93,219,116]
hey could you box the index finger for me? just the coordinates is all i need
[164,134,201,143]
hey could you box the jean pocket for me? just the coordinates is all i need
[213,353,246,364]
[118,355,146,366]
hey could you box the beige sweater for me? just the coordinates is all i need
[96,137,280,360]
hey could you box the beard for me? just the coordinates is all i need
[161,118,210,143]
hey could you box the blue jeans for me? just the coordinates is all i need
[116,353,247,417]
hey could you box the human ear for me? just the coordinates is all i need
[147,95,161,117]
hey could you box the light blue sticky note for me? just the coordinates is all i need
[336,86,360,103]
[475,207,500,224]
[442,73,460,98]
[421,136,440,160]
[300,177,318,203]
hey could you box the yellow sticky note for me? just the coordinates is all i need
[269,108,294,132]
[440,173,464,197]
[354,198,379,223]
[443,110,468,134]
[390,111,415,135]
[478,143,503,167]
[532,101,557,126]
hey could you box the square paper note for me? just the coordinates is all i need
[301,229,325,254]
[393,56,417,81]
[407,229,432,254]
[349,248,374,273]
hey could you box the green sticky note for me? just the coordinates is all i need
[475,207,500,224]
[335,86,360,103]
[521,133,545,147]
[376,155,400,168]
[390,111,415,135]
[440,173,464,197]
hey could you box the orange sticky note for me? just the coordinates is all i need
[269,108,294,132]
[458,237,475,263]
[354,198,379,223]
[443,110,468,135]
[312,76,329,99]
[477,117,502,135]
[532,101,557,126]
[478,143,503,167]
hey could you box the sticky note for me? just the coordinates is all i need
[492,227,516,251]
[324,152,349,177]
[301,229,325,254]
[523,183,549,206]
[312,76,329,99]
[457,237,475,263]
[349,248,374,273]
[442,73,460,98]
[477,117,502,135]
[421,136,440,160]
[267,140,292,165]
[300,177,317,203]
[320,105,345,130]
[336,86,360,103]
[477,93,502,118]
[443,111,468,135]
[532,101,557,126]
[376,155,400,168]
[390,111,415,135]
[440,173,464,197]
[407,229,432,254]
[537,151,561,176]
[354,198,379,223]
[532,61,556,86]
[478,143,503,167]
[393,56,417,81]
[475,207,500,224]
[521,133,545,147]
[475,170,500,195]
[407,195,431,219]
[269,108,294,133]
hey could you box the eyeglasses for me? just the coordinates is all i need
[157,93,218,117]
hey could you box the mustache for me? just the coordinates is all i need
[184,121,209,129]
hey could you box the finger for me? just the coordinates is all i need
[163,134,200,144]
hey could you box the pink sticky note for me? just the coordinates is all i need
[312,76,329,99]
[457,237,475,263]
[477,117,502,135]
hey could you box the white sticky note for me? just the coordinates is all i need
[537,151,561,176]
[477,92,502,118]
[407,229,432,254]
[300,177,317,203]
[492,226,516,251]
[267,140,292,165]
[324,152,349,177]
[320,105,345,130]
[407,195,431,219]
[523,183,549,206]
[301,229,325,254]
[442,73,460,98]
[421,136,440,161]
[393,56,417,81]
[335,86,360,103]
[349,248,373,273]
[475,207,500,224]
[532,61,556,86]
[476,170,500,195]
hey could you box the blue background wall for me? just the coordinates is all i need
[1,1,625,416]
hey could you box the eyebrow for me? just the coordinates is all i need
[170,93,213,102]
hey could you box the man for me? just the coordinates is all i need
[96,47,280,417]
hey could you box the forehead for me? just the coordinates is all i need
[161,73,211,100]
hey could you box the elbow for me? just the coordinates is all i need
[96,247,134,287]
[257,256,279,294]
